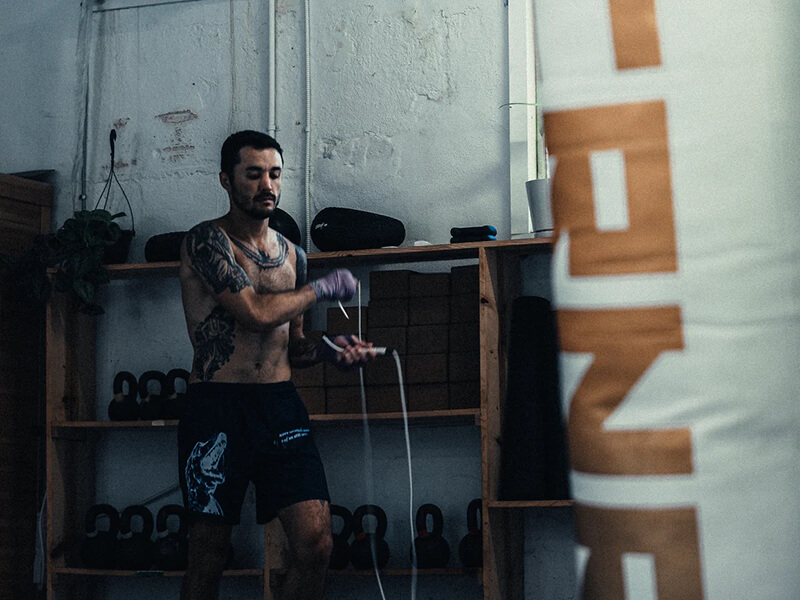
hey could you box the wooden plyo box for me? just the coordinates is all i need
[449,352,480,382]
[368,298,409,328]
[368,327,407,355]
[405,354,448,385]
[409,271,451,297]
[364,384,408,413]
[297,387,326,415]
[325,387,362,414]
[450,293,478,324]
[369,269,411,299]
[448,380,480,409]
[323,363,362,388]
[407,383,449,411]
[450,264,479,293]
[291,363,324,388]
[327,307,367,336]
[409,296,450,325]
[407,324,448,355]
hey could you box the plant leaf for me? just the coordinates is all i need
[73,279,96,304]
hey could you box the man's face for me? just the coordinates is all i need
[221,146,283,220]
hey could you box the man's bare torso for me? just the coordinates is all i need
[180,220,299,384]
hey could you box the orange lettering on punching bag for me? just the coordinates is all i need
[544,101,676,276]
[577,505,703,600]
[558,307,692,475]
[608,0,662,69]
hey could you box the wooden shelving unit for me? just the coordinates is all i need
[45,238,560,600]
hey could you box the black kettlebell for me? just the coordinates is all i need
[138,371,165,421]
[116,505,154,571]
[349,504,390,570]
[162,368,190,420]
[108,371,139,421]
[410,503,450,569]
[152,504,188,571]
[458,498,482,568]
[81,504,120,569]
[329,505,353,570]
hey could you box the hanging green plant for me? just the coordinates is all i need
[0,208,126,315]
[1,129,137,315]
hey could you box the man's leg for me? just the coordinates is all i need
[277,499,333,600]
[180,520,233,600]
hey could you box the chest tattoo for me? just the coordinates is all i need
[230,233,288,270]
[193,306,236,381]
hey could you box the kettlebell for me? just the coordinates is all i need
[81,504,120,569]
[108,371,139,421]
[349,504,390,570]
[410,503,450,569]
[329,505,353,570]
[152,504,188,571]
[458,498,483,568]
[162,368,190,420]
[116,505,154,571]
[138,370,165,421]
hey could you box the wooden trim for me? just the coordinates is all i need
[0,173,54,208]
[485,507,525,600]
[479,247,501,599]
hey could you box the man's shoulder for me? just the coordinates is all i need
[184,219,233,252]
[181,219,233,278]
[187,219,225,237]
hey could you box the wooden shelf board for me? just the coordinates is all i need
[311,408,480,424]
[487,500,574,509]
[51,409,480,431]
[304,238,552,267]
[104,261,179,279]
[326,568,481,577]
[98,239,553,280]
[52,420,179,431]
[53,567,477,578]
[53,567,262,577]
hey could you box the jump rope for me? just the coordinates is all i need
[322,282,418,600]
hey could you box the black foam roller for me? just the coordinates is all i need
[270,207,302,246]
[499,296,570,501]
[311,207,405,251]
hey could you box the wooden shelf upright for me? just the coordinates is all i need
[44,238,561,600]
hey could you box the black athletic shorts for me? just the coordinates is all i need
[178,381,330,525]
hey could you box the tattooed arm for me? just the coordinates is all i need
[287,244,319,367]
[182,221,317,332]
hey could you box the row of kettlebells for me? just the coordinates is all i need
[81,504,188,571]
[330,499,482,571]
[108,369,189,421]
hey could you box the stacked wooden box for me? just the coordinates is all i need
[291,265,480,414]
[447,265,481,409]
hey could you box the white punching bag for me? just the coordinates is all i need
[535,1,800,598]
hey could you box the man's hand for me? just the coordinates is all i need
[318,334,376,371]
[309,269,358,302]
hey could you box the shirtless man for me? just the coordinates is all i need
[178,130,373,600]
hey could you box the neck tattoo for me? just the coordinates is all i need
[230,233,288,269]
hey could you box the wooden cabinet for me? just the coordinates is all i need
[44,238,562,600]
[0,173,52,600]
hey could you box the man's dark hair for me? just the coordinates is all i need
[220,130,283,177]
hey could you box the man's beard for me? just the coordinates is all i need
[231,186,279,220]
